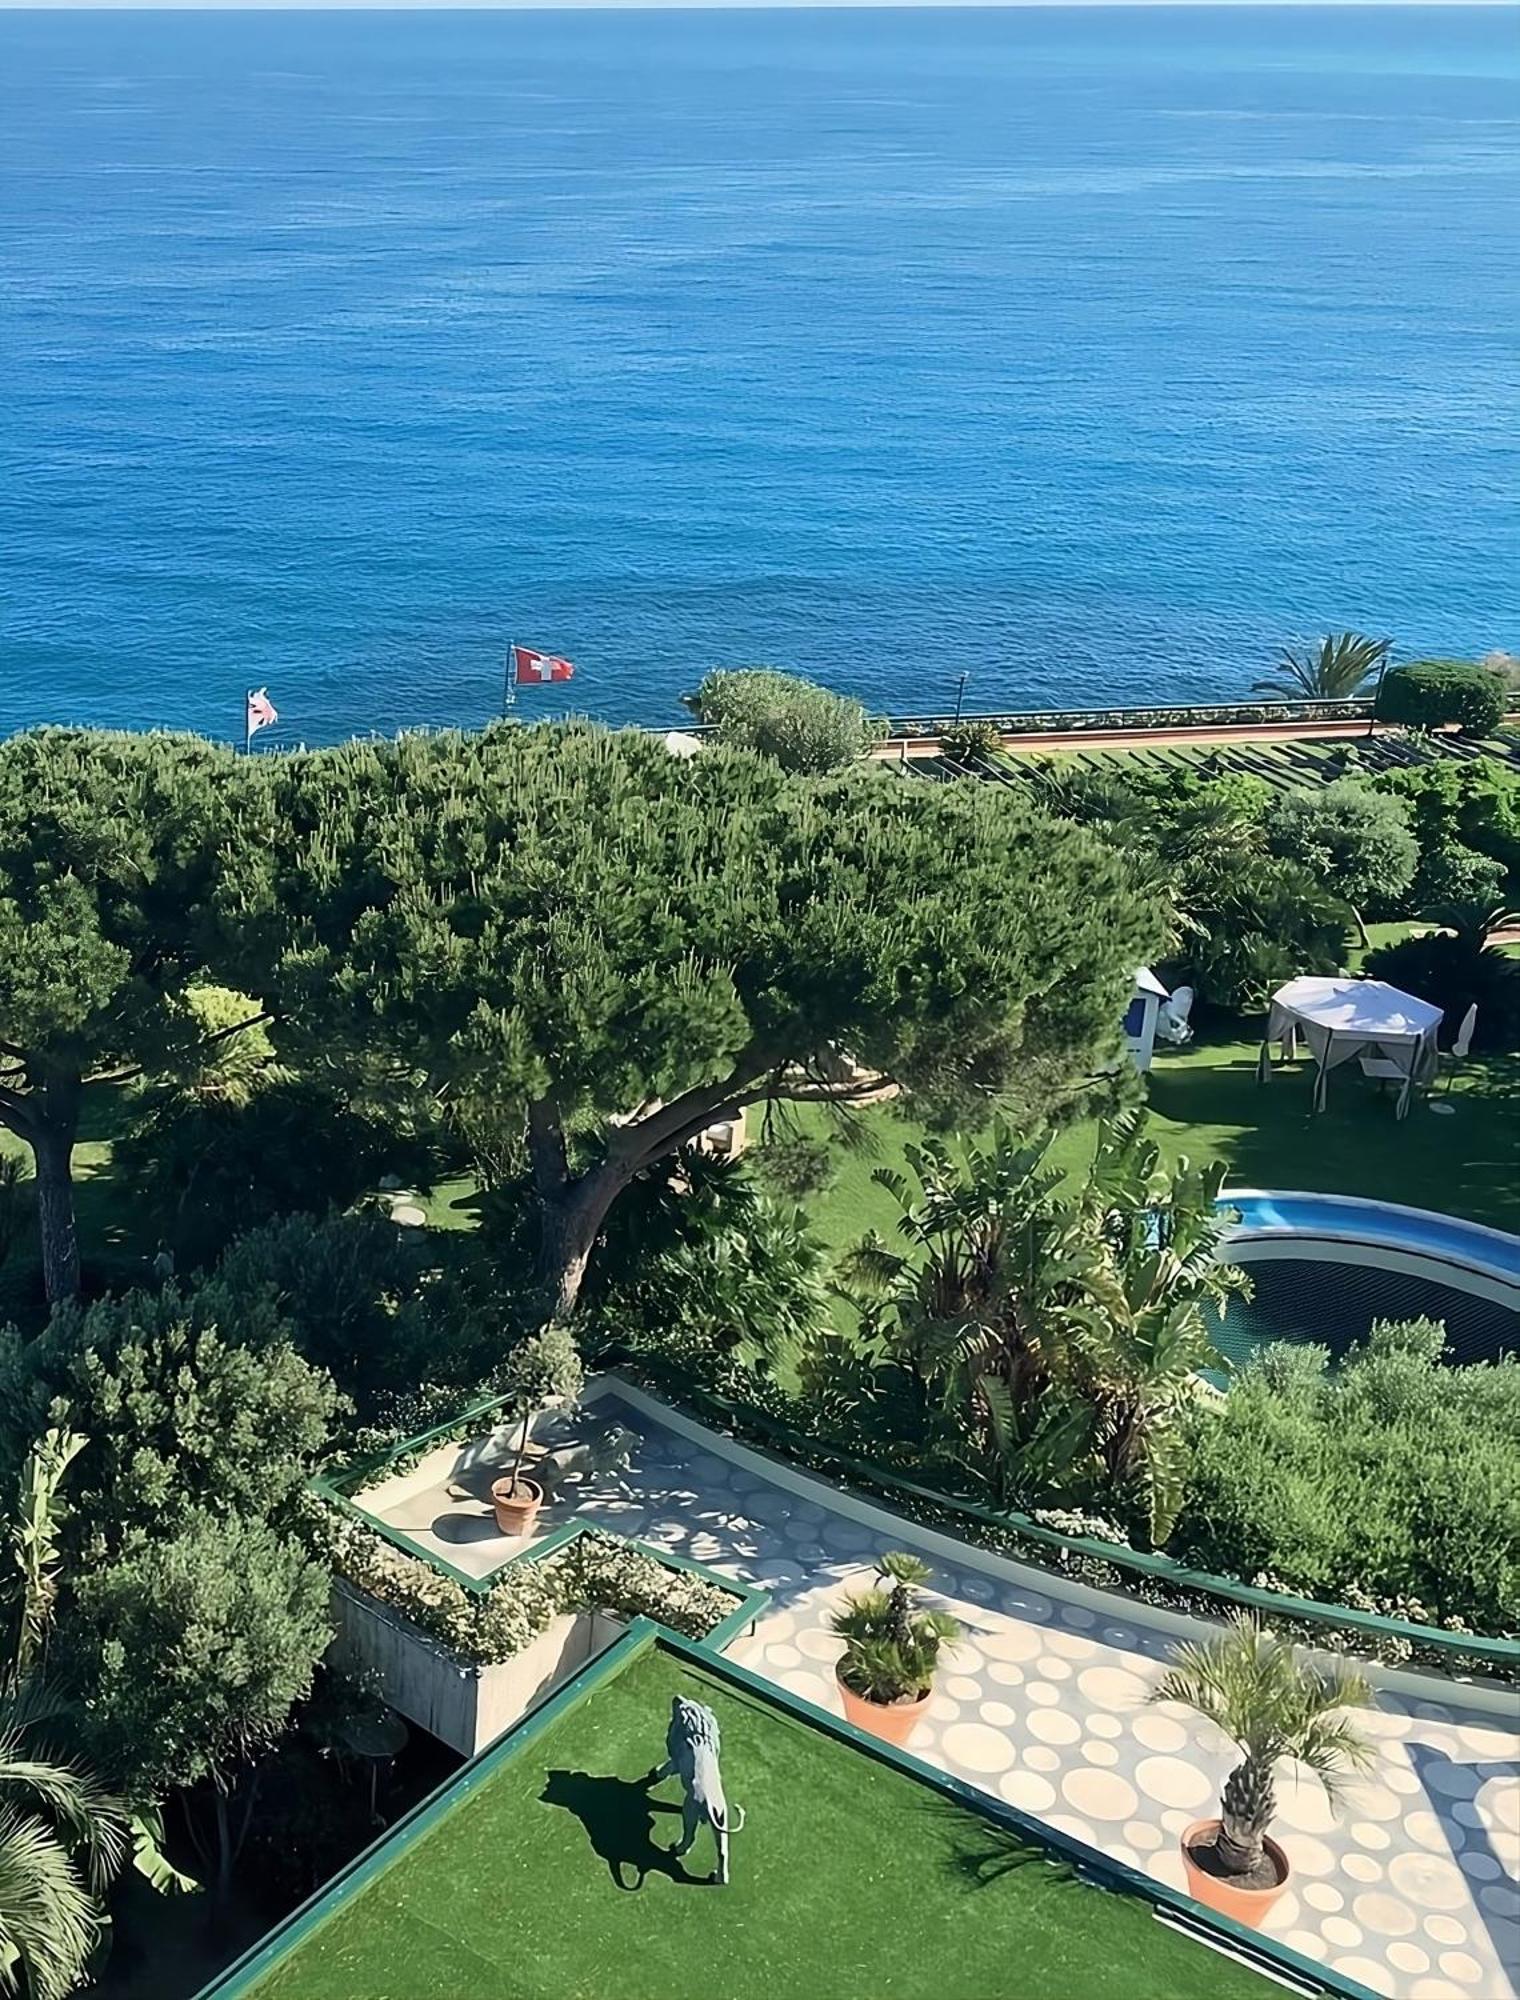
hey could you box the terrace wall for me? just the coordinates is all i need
[332,1581,624,1756]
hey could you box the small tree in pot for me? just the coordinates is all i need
[829,1552,962,1748]
[490,1326,585,1537]
[1151,1616,1375,1926]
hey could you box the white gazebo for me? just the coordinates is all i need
[1258,976,1443,1120]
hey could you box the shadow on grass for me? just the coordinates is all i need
[937,1805,1076,1892]
[540,1770,703,1892]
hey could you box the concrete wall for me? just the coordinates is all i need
[333,1584,624,1756]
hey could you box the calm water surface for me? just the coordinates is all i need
[1,7,1516,745]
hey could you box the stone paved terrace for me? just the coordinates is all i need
[465,1381,1519,2000]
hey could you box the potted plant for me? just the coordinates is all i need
[1150,1615,1375,1927]
[489,1326,584,1537]
[829,1551,962,1747]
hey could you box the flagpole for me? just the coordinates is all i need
[243,689,252,757]
[503,643,517,715]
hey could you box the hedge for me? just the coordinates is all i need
[1376,661,1507,737]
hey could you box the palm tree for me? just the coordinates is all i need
[1,1427,179,2000]
[1064,1113,1248,1543]
[1252,632,1390,703]
[1151,1617,1375,1884]
[840,1124,1092,1503]
[829,1553,963,1707]
[0,1685,131,2000]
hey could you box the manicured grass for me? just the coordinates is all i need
[237,1644,1271,2000]
[791,1034,1519,1254]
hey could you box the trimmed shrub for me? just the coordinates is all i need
[1173,1321,1520,1635]
[1410,841,1508,920]
[687,669,881,773]
[1264,781,1417,933]
[1376,661,1507,737]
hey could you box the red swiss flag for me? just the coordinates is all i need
[512,644,576,685]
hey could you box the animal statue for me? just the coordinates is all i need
[647,1695,744,1884]
[534,1424,639,1501]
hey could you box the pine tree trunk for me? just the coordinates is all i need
[533,1169,626,1322]
[31,1082,82,1307]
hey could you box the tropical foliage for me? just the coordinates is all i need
[0,1683,130,2000]
[1365,918,1520,1055]
[1251,632,1390,703]
[829,1552,962,1707]
[842,1112,1245,1541]
[1152,1617,1374,1883]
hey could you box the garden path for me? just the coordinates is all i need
[560,1385,1520,2000]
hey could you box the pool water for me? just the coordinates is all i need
[1213,1258,1518,1371]
[1225,1191,1520,1283]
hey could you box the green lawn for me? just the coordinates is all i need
[233,1643,1272,2000]
[4,1028,1513,1318]
[788,1035,1519,1254]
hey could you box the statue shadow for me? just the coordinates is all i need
[430,1511,501,1546]
[540,1769,704,1892]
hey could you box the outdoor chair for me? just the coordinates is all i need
[1429,1003,1477,1115]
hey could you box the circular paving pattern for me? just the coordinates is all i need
[1076,1664,1151,1711]
[1392,1853,1472,1913]
[1354,1891,1417,1937]
[1388,1943,1431,1975]
[1061,1768,1138,1822]
[1134,1755,1212,1811]
[998,1769,1056,1814]
[1423,1913,1468,1945]
[585,1407,1520,2000]
[1130,1711,1187,1754]
[1026,1709,1082,1748]
[940,1722,1016,1776]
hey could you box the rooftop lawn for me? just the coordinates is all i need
[226,1641,1275,2000]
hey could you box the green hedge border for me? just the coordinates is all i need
[633,1375,1520,1677]
[193,1620,1380,2000]
[312,1390,769,1650]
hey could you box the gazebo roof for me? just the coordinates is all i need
[1269,976,1442,1042]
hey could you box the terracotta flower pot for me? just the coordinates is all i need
[490,1475,543,1538]
[1178,1818,1290,1928]
[835,1668,932,1748]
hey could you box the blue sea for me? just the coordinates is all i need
[1,7,1516,747]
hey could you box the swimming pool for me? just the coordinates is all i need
[1212,1189,1520,1368]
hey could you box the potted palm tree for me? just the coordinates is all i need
[1150,1616,1375,1927]
[489,1326,584,1537]
[829,1552,962,1748]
